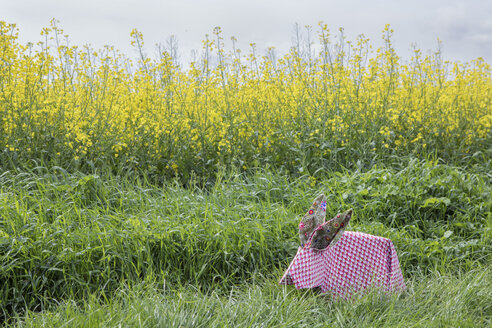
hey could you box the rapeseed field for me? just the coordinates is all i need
[1,21,490,181]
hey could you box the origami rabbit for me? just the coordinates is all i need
[283,201,405,298]
[298,194,327,246]
[310,208,353,250]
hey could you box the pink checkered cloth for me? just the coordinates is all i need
[279,231,406,299]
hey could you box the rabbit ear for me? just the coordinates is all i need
[299,194,327,245]
[315,194,327,222]
[310,194,327,230]
[304,194,325,216]
[310,194,325,210]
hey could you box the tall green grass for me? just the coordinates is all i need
[12,267,492,327]
[1,159,490,322]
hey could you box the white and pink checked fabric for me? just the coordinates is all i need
[279,231,406,299]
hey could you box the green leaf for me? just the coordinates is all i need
[422,197,451,208]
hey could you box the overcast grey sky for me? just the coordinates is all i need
[3,0,492,64]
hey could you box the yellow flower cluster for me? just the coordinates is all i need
[0,21,490,177]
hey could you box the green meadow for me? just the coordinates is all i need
[1,158,491,326]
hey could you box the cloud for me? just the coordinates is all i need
[3,0,491,63]
[433,1,492,60]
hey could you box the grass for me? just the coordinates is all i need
[1,158,491,324]
[11,267,492,327]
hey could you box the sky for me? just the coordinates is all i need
[3,0,492,65]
